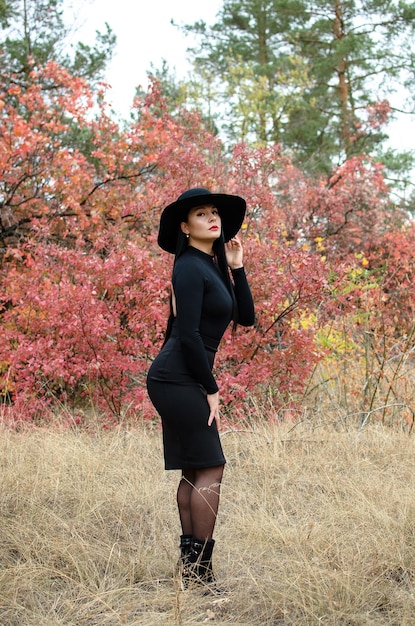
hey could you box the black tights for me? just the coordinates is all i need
[176,465,224,541]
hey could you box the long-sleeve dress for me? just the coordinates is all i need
[146,246,255,470]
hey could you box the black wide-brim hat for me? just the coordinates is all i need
[157,187,246,254]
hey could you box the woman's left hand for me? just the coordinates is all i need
[225,236,243,270]
[207,392,220,428]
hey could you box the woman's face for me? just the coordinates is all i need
[181,204,222,246]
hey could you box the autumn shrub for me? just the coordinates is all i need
[0,230,336,424]
[0,236,169,422]
[1,61,414,425]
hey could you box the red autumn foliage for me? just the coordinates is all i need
[0,236,167,422]
[365,226,415,332]
[0,62,410,425]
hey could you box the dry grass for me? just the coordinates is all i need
[1,417,415,625]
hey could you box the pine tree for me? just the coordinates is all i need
[183,0,415,176]
[182,0,309,145]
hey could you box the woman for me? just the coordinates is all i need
[146,187,255,589]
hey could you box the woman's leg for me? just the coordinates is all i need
[177,469,196,535]
[177,465,225,539]
[179,465,225,587]
[190,465,224,540]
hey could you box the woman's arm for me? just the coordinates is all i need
[173,263,219,394]
[231,267,255,326]
[226,237,255,327]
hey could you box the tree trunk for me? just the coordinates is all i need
[333,0,352,157]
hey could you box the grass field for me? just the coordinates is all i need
[1,416,415,625]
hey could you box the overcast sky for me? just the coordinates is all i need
[64,0,222,118]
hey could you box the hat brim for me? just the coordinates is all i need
[157,193,246,254]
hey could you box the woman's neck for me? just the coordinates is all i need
[188,241,214,256]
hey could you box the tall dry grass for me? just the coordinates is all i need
[1,415,415,625]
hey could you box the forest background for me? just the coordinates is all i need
[1,0,415,429]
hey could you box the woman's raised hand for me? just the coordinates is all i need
[225,236,243,270]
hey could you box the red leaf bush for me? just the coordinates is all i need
[0,63,410,426]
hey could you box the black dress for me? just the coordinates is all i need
[146,246,254,470]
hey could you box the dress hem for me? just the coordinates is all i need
[165,460,226,471]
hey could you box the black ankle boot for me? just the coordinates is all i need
[176,534,192,575]
[188,538,216,584]
[181,537,220,592]
[179,534,192,563]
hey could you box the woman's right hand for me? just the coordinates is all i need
[207,392,220,428]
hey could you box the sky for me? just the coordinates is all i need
[64,0,223,118]
[63,0,413,156]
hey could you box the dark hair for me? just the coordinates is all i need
[212,234,239,325]
[162,227,239,345]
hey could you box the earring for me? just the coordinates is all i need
[186,234,189,239]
